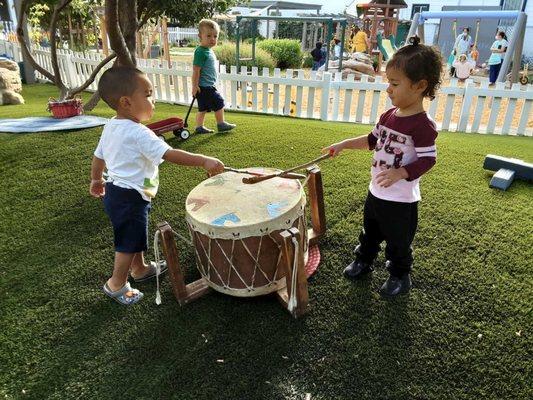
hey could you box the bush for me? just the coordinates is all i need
[213,42,276,70]
[302,54,314,69]
[257,39,303,69]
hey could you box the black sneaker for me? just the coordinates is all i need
[343,260,373,280]
[217,121,236,132]
[195,126,214,134]
[379,274,412,297]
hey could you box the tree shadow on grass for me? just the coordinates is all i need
[5,192,308,399]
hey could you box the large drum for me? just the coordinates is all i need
[185,168,308,297]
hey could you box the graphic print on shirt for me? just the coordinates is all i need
[373,127,410,170]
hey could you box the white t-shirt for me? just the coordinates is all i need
[94,118,171,201]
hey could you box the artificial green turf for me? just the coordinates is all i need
[1,84,532,400]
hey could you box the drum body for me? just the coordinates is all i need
[185,168,307,297]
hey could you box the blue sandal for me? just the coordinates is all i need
[103,281,143,305]
[131,261,168,283]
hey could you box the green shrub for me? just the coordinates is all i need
[302,54,314,69]
[213,42,276,70]
[257,39,303,69]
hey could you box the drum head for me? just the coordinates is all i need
[186,168,306,239]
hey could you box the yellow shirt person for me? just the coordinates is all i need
[354,30,369,53]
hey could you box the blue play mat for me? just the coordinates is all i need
[0,115,108,133]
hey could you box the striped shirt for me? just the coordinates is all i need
[367,107,438,203]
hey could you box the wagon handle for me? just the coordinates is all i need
[183,96,196,127]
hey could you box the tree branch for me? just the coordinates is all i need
[70,52,117,96]
[16,0,55,82]
[49,0,72,90]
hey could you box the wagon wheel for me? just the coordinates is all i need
[174,129,190,140]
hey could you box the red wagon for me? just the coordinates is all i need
[147,117,190,140]
[147,96,196,140]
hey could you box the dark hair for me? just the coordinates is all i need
[386,36,443,100]
[98,67,146,110]
[334,39,340,44]
[496,30,507,40]
[463,27,470,33]
[315,42,322,49]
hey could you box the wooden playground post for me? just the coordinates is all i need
[99,14,109,56]
[161,17,171,68]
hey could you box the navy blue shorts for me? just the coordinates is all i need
[103,183,151,253]
[196,86,225,112]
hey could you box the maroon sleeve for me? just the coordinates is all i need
[404,117,438,181]
[368,108,396,150]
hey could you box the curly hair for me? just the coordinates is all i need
[386,36,443,100]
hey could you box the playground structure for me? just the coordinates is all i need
[357,1,407,52]
[376,32,397,61]
[408,10,528,83]
[234,15,348,72]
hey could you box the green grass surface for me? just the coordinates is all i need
[1,84,532,400]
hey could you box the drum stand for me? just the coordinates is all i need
[157,166,327,318]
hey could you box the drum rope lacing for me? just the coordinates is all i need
[189,225,285,293]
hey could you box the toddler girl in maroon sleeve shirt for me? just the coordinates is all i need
[323,36,443,296]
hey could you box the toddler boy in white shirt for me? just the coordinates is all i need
[90,67,224,305]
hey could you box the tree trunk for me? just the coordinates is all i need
[105,0,134,67]
[85,91,101,111]
[119,0,138,65]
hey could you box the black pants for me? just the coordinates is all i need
[356,192,418,277]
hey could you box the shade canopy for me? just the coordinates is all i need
[237,1,322,12]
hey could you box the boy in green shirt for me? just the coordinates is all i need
[192,19,236,134]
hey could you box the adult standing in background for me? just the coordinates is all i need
[311,42,327,70]
[454,27,473,57]
[351,26,370,54]
[488,31,508,85]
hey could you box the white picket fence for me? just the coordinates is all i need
[167,27,198,43]
[1,40,532,136]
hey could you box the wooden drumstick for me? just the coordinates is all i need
[224,167,264,176]
[242,151,333,184]
[224,167,306,180]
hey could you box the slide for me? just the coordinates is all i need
[377,33,397,62]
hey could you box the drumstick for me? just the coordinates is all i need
[242,151,333,184]
[224,167,306,180]
[224,167,264,176]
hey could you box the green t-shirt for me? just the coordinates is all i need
[193,46,218,87]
